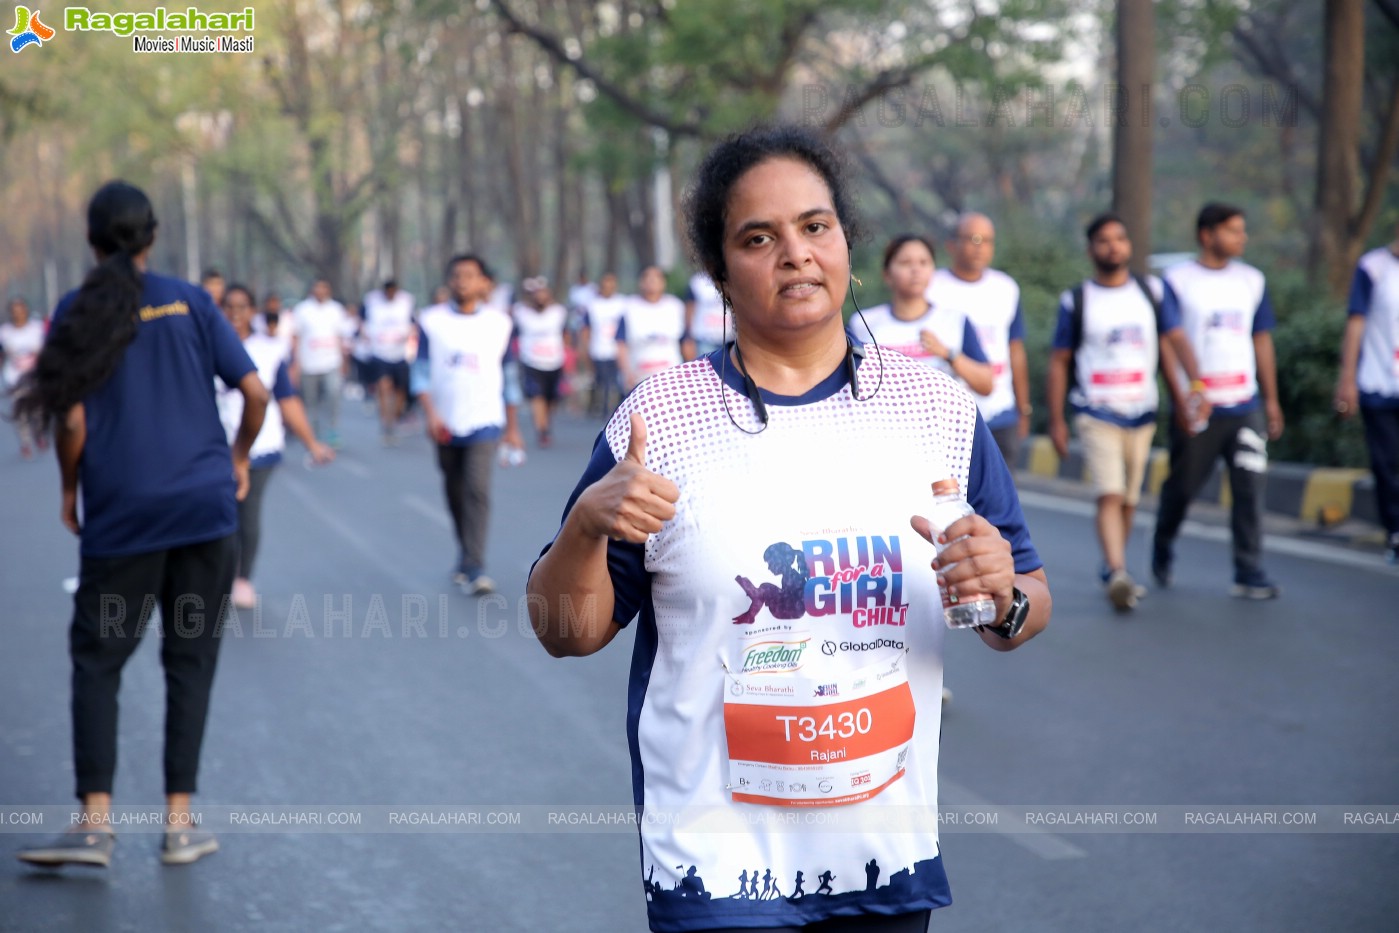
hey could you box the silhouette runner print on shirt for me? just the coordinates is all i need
[733,541,809,624]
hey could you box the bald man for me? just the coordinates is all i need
[931,213,1032,468]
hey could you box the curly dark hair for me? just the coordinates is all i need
[13,181,156,434]
[683,125,864,287]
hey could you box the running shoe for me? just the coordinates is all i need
[161,828,218,865]
[1230,572,1280,600]
[1107,569,1141,611]
[17,828,115,868]
[465,574,496,596]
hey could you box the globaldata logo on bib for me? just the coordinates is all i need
[9,8,55,53]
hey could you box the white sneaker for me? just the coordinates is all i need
[1107,570,1139,611]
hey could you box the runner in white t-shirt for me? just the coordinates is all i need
[847,234,993,397]
[935,214,1032,468]
[616,265,691,392]
[1,298,46,459]
[1153,203,1283,599]
[412,254,524,595]
[1046,213,1207,611]
[1334,223,1399,563]
[216,285,334,610]
[363,279,416,445]
[290,279,352,447]
[684,270,727,356]
[527,127,1050,933]
[513,276,570,448]
[579,272,627,416]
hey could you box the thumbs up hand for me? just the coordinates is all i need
[576,411,680,543]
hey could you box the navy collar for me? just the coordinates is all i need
[708,345,851,408]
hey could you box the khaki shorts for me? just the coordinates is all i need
[1075,414,1157,504]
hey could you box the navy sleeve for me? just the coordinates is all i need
[1346,265,1373,317]
[1252,286,1277,333]
[1007,300,1026,341]
[271,361,296,401]
[1049,294,1075,349]
[965,412,1042,574]
[960,319,988,363]
[531,431,649,627]
[616,318,628,342]
[1158,279,1183,332]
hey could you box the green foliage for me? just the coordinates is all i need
[992,218,1086,434]
[1268,271,1368,467]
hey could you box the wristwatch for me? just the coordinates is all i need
[978,586,1029,640]
[945,346,960,364]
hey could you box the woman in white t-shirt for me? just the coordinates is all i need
[526,126,1051,933]
[513,277,570,448]
[849,235,994,396]
[1,298,47,458]
[616,266,691,392]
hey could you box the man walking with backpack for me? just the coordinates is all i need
[1047,213,1209,611]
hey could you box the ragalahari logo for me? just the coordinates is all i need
[10,6,55,53]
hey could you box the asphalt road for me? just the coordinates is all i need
[2,399,1396,933]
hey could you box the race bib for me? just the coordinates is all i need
[723,655,915,807]
[1087,368,1148,406]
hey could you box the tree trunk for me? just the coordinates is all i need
[1111,0,1155,274]
[1311,0,1366,295]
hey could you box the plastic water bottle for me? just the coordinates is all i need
[929,478,999,629]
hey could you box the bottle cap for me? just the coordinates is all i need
[932,478,960,496]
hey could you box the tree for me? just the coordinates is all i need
[1224,0,1399,295]
[1112,0,1155,272]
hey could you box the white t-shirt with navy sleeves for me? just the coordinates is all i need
[1348,246,1399,406]
[1162,259,1275,415]
[1050,275,1180,427]
[929,267,1025,428]
[847,303,988,386]
[540,348,1040,931]
[412,302,514,441]
[217,333,296,466]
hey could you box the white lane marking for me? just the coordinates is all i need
[1015,490,1391,573]
[939,777,1087,860]
[402,493,452,530]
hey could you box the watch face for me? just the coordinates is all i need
[996,589,1029,638]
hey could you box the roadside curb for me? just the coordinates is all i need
[1019,435,1380,535]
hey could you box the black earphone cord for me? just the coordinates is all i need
[719,283,884,434]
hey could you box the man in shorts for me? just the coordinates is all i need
[1046,213,1208,611]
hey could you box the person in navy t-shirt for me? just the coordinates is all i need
[14,181,268,870]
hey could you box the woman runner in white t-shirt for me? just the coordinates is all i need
[849,235,994,397]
